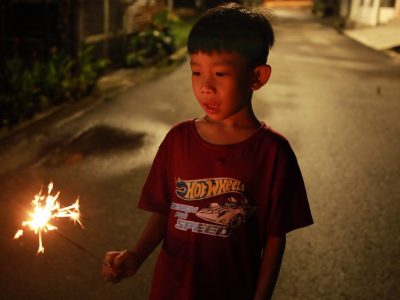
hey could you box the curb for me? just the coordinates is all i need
[0,95,102,142]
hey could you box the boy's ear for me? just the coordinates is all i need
[251,65,271,91]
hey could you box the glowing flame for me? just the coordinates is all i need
[14,182,83,254]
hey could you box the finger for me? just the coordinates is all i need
[102,254,111,275]
[103,252,114,267]
[102,252,121,280]
[113,250,128,270]
[104,269,121,282]
[102,263,116,280]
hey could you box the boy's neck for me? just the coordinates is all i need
[202,115,261,129]
[195,106,263,145]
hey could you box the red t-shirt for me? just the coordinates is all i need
[138,119,313,300]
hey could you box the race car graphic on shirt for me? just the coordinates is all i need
[172,177,255,237]
[195,196,255,229]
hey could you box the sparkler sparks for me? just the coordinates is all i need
[14,182,83,254]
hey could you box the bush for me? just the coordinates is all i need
[125,10,177,68]
[0,47,108,129]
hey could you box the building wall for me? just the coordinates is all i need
[349,0,400,26]
[350,0,380,26]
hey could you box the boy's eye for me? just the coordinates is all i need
[215,72,227,77]
[192,72,200,76]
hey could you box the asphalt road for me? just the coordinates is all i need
[0,8,399,300]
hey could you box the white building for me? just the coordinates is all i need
[342,0,400,26]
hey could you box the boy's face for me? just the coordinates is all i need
[190,51,255,123]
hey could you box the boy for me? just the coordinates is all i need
[102,3,313,300]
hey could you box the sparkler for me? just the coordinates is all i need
[14,182,83,254]
[13,182,107,267]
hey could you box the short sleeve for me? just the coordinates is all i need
[138,138,171,215]
[267,141,313,236]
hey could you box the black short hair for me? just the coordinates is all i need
[187,3,274,67]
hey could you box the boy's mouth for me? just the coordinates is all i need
[203,103,219,114]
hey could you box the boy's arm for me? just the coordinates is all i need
[131,212,168,263]
[102,212,168,282]
[253,235,286,300]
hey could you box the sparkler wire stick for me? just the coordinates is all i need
[55,230,107,267]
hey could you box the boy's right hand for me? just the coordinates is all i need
[102,250,140,283]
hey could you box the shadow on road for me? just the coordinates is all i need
[41,125,146,166]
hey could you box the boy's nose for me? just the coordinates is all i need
[200,78,215,94]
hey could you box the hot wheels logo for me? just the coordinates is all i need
[175,177,245,201]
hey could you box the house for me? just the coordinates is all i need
[338,0,400,52]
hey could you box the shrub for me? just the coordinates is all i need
[125,10,177,67]
[0,47,108,129]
